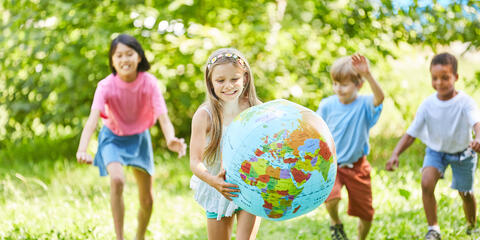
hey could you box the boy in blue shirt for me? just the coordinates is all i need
[317,54,384,240]
[386,53,480,240]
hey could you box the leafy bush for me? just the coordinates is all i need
[1,0,479,145]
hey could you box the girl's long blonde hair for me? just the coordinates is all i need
[203,48,259,165]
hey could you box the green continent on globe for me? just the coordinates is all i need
[238,119,333,219]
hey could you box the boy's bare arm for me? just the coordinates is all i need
[363,72,384,107]
[352,54,385,106]
[385,134,416,171]
[471,122,480,153]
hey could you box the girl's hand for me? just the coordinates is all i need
[167,137,187,158]
[76,151,93,164]
[211,169,240,201]
[352,54,370,77]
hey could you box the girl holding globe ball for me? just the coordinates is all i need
[189,48,262,240]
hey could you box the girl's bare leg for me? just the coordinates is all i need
[107,162,126,240]
[207,216,234,240]
[132,168,154,240]
[236,210,261,240]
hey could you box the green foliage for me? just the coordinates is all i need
[398,188,411,200]
[1,0,479,144]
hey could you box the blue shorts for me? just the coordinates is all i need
[206,208,242,219]
[423,147,477,192]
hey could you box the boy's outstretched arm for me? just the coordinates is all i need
[386,134,416,171]
[352,54,385,106]
[471,122,480,153]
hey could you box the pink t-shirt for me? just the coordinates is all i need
[91,72,168,136]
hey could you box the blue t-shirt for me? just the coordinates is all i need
[316,95,383,164]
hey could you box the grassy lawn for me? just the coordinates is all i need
[1,136,479,240]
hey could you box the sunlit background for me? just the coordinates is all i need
[1,0,480,239]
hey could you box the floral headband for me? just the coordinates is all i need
[207,52,246,69]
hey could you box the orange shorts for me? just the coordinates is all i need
[326,156,374,221]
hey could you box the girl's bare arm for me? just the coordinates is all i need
[76,109,100,164]
[158,113,186,157]
[189,108,239,200]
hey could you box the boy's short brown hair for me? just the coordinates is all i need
[430,52,457,75]
[330,56,363,85]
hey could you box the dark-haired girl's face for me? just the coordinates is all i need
[112,43,141,81]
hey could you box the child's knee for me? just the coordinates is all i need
[110,176,125,189]
[325,198,341,207]
[421,181,436,194]
[139,194,154,208]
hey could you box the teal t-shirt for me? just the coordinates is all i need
[316,95,382,164]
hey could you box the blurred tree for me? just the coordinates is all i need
[1,0,479,146]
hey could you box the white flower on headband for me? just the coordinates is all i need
[210,57,217,64]
[208,53,246,68]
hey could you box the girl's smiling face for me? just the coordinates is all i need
[210,63,245,102]
[112,43,141,81]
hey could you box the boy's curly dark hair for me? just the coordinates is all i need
[430,52,457,75]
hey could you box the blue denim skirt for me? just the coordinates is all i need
[94,126,154,177]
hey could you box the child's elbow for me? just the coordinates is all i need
[378,95,385,104]
[189,158,199,173]
[374,96,384,106]
[189,163,196,174]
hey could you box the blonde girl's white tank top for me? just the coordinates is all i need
[189,106,239,220]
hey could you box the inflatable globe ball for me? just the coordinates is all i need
[222,99,337,221]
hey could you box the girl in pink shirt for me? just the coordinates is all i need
[76,34,186,240]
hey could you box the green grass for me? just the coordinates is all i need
[1,136,479,239]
